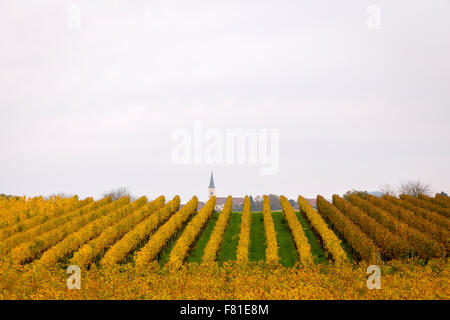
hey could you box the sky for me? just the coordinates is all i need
[1,0,449,203]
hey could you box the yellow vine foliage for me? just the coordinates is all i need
[166,197,216,269]
[100,196,180,267]
[0,196,78,229]
[0,198,111,255]
[297,195,348,265]
[0,259,449,300]
[348,195,444,259]
[333,195,412,260]
[279,196,313,266]
[419,194,449,210]
[403,194,450,219]
[366,194,449,252]
[202,196,232,264]
[435,193,450,207]
[71,196,165,268]
[10,197,126,265]
[386,195,450,230]
[1,195,450,300]
[262,196,279,265]
[134,196,198,267]
[316,195,379,263]
[36,197,147,267]
[0,196,28,228]
[236,196,251,263]
[0,197,92,241]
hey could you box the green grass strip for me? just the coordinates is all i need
[249,212,266,262]
[157,214,195,267]
[272,212,298,267]
[294,211,328,264]
[217,212,242,263]
[186,212,220,263]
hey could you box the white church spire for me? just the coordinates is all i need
[208,171,215,198]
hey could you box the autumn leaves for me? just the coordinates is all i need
[4,192,447,270]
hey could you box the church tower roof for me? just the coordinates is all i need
[209,172,215,188]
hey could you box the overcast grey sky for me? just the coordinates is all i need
[1,0,449,202]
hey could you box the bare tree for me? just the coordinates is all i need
[398,180,431,197]
[380,184,397,196]
[102,187,132,200]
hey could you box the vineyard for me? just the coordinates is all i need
[0,193,449,299]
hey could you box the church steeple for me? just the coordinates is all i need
[208,172,215,198]
[209,172,215,188]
